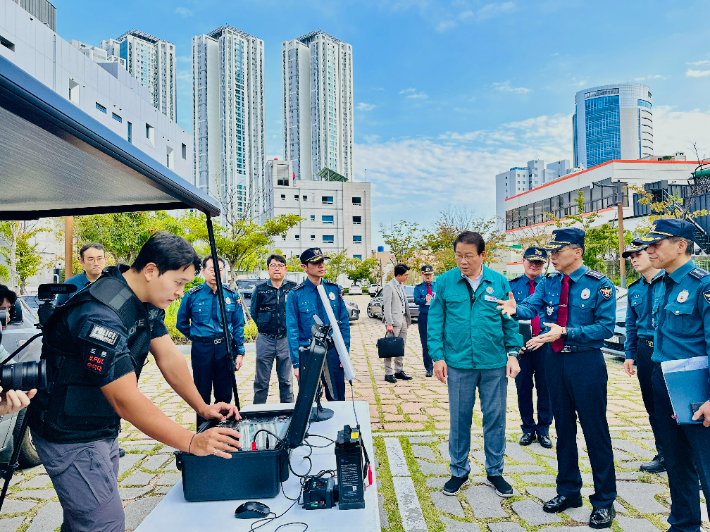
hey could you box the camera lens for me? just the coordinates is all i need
[0,360,47,391]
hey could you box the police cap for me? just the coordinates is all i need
[421,264,434,274]
[300,248,330,264]
[544,228,585,251]
[634,219,696,245]
[621,243,647,258]
[523,247,547,262]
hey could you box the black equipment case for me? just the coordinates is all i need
[175,343,328,502]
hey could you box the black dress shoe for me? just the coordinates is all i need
[519,432,535,446]
[543,494,583,513]
[639,455,666,473]
[119,448,126,458]
[384,375,397,383]
[394,371,413,380]
[425,369,433,378]
[537,435,553,449]
[589,506,615,529]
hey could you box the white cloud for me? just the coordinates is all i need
[436,20,457,32]
[493,81,532,94]
[634,74,669,81]
[399,88,428,99]
[568,78,588,87]
[399,88,416,94]
[435,2,516,31]
[174,7,193,17]
[653,106,710,157]
[687,60,710,66]
[686,69,710,78]
[357,103,376,111]
[476,1,516,20]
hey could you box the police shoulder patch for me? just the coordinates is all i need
[689,267,710,280]
[323,279,338,286]
[703,290,710,305]
[584,269,605,280]
[292,282,305,291]
[87,324,120,346]
[599,286,613,300]
[188,285,202,295]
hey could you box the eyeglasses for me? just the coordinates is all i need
[269,263,287,269]
[83,257,105,263]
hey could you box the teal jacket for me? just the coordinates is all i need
[427,265,523,370]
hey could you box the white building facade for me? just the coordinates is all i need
[100,30,177,122]
[573,83,653,169]
[192,25,265,221]
[0,0,193,182]
[282,31,354,182]
[266,173,371,260]
[69,39,125,68]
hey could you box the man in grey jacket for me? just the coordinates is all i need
[382,263,413,383]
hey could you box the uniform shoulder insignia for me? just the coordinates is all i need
[510,275,524,282]
[223,285,236,293]
[650,274,664,284]
[689,267,710,280]
[188,285,202,295]
[584,269,605,280]
[323,279,338,286]
[293,282,305,291]
[628,278,641,287]
[546,271,561,278]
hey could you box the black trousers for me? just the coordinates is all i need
[191,341,233,427]
[652,366,710,532]
[545,349,616,508]
[634,339,663,457]
[417,312,433,371]
[515,344,553,436]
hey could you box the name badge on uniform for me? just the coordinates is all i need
[546,306,554,316]
[677,290,689,303]
[581,288,590,300]
[484,295,497,302]
[329,292,336,301]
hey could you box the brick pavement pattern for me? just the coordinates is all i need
[0,295,707,531]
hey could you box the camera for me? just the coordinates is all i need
[0,361,46,391]
[37,283,76,327]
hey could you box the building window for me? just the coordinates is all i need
[281,194,286,200]
[311,235,316,241]
[282,235,286,241]
[112,113,122,123]
[310,215,315,221]
[323,235,334,244]
[352,197,362,206]
[68,79,80,105]
[353,216,361,225]
[294,195,299,201]
[353,236,362,243]
[322,196,333,205]
[96,103,107,114]
[638,99,652,109]
[166,146,174,170]
[127,122,133,144]
[0,35,15,52]
[295,234,300,241]
[322,215,334,225]
[303,195,307,201]
[353,255,362,260]
[182,143,187,159]
[146,123,155,145]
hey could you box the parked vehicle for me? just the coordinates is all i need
[348,285,363,296]
[601,292,627,360]
[235,279,268,316]
[344,299,360,321]
[366,286,419,322]
[368,285,380,297]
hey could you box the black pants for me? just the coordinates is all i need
[652,366,710,532]
[545,349,616,508]
[417,312,433,371]
[515,344,553,436]
[191,340,233,427]
[635,339,663,457]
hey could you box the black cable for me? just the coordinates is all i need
[350,382,360,427]
[304,433,336,448]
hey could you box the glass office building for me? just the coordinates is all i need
[573,84,653,169]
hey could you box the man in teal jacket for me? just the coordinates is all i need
[428,231,523,499]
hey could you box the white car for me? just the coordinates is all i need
[368,285,380,296]
[348,285,363,295]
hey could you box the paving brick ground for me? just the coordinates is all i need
[1,294,708,531]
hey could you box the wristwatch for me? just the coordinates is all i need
[507,351,520,360]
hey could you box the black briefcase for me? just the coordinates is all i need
[377,332,404,358]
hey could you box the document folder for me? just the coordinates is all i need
[661,356,710,425]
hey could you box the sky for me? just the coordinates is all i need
[55,0,710,247]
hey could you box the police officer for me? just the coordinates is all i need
[508,247,553,449]
[498,228,617,529]
[177,255,245,427]
[621,243,665,473]
[27,233,241,532]
[637,219,710,532]
[57,243,106,305]
[250,254,296,404]
[286,248,350,401]
[413,264,436,377]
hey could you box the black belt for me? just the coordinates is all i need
[558,346,595,353]
[193,336,226,344]
[639,338,654,348]
[260,332,286,340]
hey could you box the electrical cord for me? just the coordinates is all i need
[350,382,360,427]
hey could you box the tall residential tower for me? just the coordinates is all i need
[100,30,177,121]
[573,83,653,169]
[192,25,265,220]
[282,30,354,182]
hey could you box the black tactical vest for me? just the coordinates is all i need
[252,281,295,336]
[28,273,151,443]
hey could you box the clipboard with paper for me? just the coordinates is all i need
[661,356,710,424]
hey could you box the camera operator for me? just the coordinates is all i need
[27,232,241,532]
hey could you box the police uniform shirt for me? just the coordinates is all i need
[624,272,662,360]
[285,278,350,368]
[651,260,710,364]
[44,266,168,387]
[176,282,246,355]
[413,280,436,313]
[509,274,543,306]
[516,265,616,348]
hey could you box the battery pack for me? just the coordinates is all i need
[335,425,366,510]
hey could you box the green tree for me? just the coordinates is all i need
[0,221,50,293]
[345,256,378,286]
[286,254,302,273]
[380,221,421,263]
[324,249,354,283]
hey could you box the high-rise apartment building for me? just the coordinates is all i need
[192,25,265,220]
[282,30,353,182]
[573,83,653,169]
[101,30,177,122]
